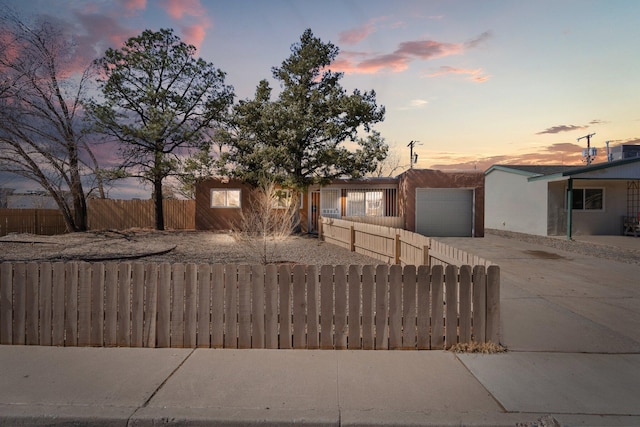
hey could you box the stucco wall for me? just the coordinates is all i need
[485,170,548,236]
[398,169,484,237]
[195,179,309,232]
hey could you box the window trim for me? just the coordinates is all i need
[210,189,242,208]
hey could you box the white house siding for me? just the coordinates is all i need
[485,169,548,236]
[548,180,629,235]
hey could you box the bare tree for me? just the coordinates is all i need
[233,180,299,264]
[0,9,105,231]
[371,148,407,177]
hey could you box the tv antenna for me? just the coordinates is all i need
[577,133,596,165]
[407,140,422,168]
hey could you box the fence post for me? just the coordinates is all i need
[394,234,401,264]
[350,225,355,252]
[486,266,501,344]
[423,245,429,266]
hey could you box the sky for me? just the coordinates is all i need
[2,0,640,198]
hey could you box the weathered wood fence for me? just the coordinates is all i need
[0,262,500,350]
[0,200,196,236]
[87,199,195,230]
[0,209,67,236]
[320,217,492,267]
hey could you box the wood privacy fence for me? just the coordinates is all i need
[0,200,196,235]
[0,209,67,236]
[320,217,493,268]
[0,262,500,350]
[88,199,195,230]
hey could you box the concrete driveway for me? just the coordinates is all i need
[435,234,640,353]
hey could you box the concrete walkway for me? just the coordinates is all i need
[1,235,640,426]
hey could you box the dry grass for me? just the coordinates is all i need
[449,341,506,354]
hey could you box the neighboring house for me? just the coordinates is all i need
[195,168,485,237]
[6,191,63,209]
[484,157,640,238]
[0,188,14,208]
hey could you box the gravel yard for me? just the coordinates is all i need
[0,229,383,265]
[2,228,638,266]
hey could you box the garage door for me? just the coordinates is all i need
[416,188,473,237]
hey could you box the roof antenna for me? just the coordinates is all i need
[578,133,596,165]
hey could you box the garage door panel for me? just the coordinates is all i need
[416,189,473,237]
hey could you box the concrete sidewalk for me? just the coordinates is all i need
[2,234,640,426]
[3,346,640,426]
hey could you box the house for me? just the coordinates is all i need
[195,168,485,237]
[484,157,640,238]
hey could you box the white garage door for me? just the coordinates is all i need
[416,188,473,237]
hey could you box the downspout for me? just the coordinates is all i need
[566,178,573,240]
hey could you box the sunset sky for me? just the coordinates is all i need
[2,0,640,197]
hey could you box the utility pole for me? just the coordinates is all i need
[407,140,421,168]
[577,133,596,165]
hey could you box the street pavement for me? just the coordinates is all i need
[1,234,640,426]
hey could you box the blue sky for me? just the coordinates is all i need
[2,0,640,198]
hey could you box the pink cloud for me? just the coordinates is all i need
[159,0,205,19]
[339,17,389,45]
[158,0,211,50]
[332,31,490,75]
[396,40,463,59]
[118,0,146,16]
[0,28,19,65]
[182,18,211,50]
[536,124,588,135]
[425,66,490,83]
[339,23,375,45]
[73,11,138,57]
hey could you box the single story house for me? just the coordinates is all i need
[195,168,485,237]
[484,157,640,238]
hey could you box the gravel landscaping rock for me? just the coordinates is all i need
[0,230,384,265]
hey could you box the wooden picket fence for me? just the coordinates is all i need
[320,217,493,267]
[0,262,500,350]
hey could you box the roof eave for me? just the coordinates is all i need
[484,165,543,177]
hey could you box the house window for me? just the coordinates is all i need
[211,189,241,208]
[346,190,385,216]
[272,189,303,209]
[571,188,603,210]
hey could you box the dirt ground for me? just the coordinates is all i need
[0,229,382,265]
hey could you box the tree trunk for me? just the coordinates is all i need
[153,179,165,230]
[70,174,88,232]
[290,190,302,233]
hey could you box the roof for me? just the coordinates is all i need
[485,157,640,180]
[484,164,580,177]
